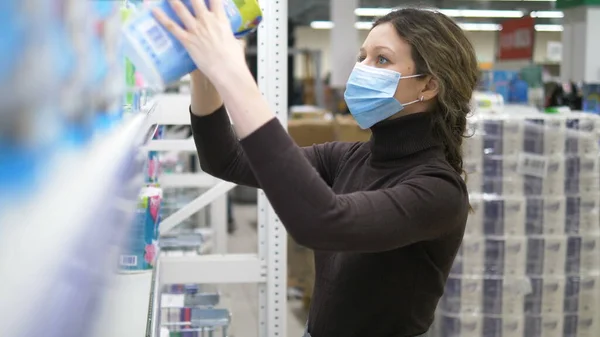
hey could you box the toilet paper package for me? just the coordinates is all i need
[452,236,527,276]
[484,237,528,276]
[439,313,525,337]
[566,114,600,155]
[525,236,568,276]
[482,276,531,316]
[524,314,564,337]
[564,275,600,314]
[519,154,565,196]
[525,276,566,315]
[564,313,598,337]
[482,155,523,196]
[122,0,262,89]
[566,235,600,275]
[465,195,485,236]
[565,155,600,195]
[466,194,526,237]
[525,197,566,235]
[565,193,600,235]
[451,236,485,275]
[523,118,567,155]
[465,160,484,194]
[441,276,484,314]
[481,119,526,156]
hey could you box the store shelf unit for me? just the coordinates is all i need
[155,1,289,336]
[146,94,231,255]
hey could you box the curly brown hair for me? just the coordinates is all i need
[373,8,479,182]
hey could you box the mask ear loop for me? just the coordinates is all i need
[403,95,425,106]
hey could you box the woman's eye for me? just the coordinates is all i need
[357,55,366,62]
[377,56,389,64]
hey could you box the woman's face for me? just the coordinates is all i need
[357,22,430,115]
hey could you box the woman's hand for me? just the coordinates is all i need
[152,0,247,83]
[155,0,273,138]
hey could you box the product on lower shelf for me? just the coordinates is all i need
[161,286,230,337]
[119,186,163,272]
[435,110,600,337]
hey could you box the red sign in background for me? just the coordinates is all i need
[498,16,535,61]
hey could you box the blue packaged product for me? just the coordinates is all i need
[122,0,262,89]
[119,187,162,272]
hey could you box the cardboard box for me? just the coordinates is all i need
[288,119,336,147]
[334,115,371,142]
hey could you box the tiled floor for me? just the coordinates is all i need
[217,204,306,337]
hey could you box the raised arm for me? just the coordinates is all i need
[153,0,468,251]
[238,119,469,252]
[190,71,352,188]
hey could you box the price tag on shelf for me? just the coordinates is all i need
[161,294,185,308]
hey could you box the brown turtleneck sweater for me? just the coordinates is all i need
[190,105,468,337]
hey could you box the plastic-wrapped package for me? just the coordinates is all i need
[436,110,600,337]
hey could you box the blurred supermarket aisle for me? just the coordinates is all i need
[218,203,306,337]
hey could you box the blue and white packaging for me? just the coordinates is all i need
[525,197,566,235]
[565,194,600,235]
[564,313,597,337]
[564,275,600,315]
[482,277,530,316]
[440,313,525,337]
[465,195,484,236]
[452,236,486,275]
[485,237,528,276]
[122,0,247,89]
[566,236,600,275]
[565,155,600,195]
[525,236,568,276]
[483,196,526,236]
[465,160,484,194]
[483,155,522,195]
[525,277,566,315]
[523,118,567,155]
[442,276,484,314]
[482,119,525,156]
[524,314,564,337]
[566,114,600,155]
[439,313,483,337]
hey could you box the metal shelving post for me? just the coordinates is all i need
[257,0,289,335]
[155,1,290,335]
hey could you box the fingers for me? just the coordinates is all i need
[152,7,189,41]
[167,0,197,31]
[190,0,209,18]
[209,0,228,21]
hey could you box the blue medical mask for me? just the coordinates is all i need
[344,63,423,129]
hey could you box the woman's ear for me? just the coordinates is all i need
[421,76,440,101]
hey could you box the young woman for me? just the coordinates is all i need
[154,2,478,336]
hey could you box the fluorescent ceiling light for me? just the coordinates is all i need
[530,10,564,18]
[355,8,524,18]
[310,21,563,32]
[535,24,564,31]
[441,9,525,18]
[355,8,564,19]
[309,21,334,29]
[459,23,501,31]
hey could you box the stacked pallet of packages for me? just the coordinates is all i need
[437,111,600,337]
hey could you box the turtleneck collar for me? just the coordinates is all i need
[368,111,442,162]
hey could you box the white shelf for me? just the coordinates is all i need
[160,173,219,188]
[159,254,266,285]
[93,272,154,337]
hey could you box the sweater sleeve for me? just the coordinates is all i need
[240,117,469,252]
[190,105,352,188]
